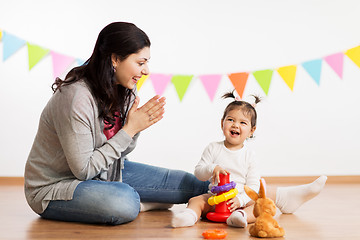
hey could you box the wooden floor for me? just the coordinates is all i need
[1,181,360,240]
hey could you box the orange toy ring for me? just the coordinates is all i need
[202,229,227,239]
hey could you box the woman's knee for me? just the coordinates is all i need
[104,184,141,225]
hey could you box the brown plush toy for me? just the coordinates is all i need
[244,179,285,238]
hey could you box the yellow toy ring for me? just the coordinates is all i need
[208,188,238,206]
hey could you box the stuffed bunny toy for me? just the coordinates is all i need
[244,178,285,238]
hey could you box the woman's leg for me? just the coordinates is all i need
[122,160,209,204]
[266,175,327,213]
[40,180,140,225]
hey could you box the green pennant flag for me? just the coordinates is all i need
[171,75,193,101]
[253,69,273,95]
[27,42,49,70]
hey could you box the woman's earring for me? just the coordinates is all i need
[112,65,116,73]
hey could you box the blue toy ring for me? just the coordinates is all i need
[211,181,236,194]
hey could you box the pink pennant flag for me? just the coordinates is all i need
[198,74,222,101]
[149,73,172,96]
[324,52,344,79]
[50,51,75,79]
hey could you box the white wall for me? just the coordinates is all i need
[1,0,360,177]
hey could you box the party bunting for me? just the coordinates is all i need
[253,69,273,95]
[149,73,172,96]
[302,59,322,85]
[171,75,193,101]
[2,32,26,61]
[277,65,297,91]
[136,75,149,91]
[50,51,75,79]
[27,43,49,70]
[199,74,222,101]
[1,29,360,102]
[345,45,360,68]
[228,72,249,99]
[324,52,344,79]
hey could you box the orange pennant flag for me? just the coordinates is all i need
[277,65,297,91]
[227,72,249,99]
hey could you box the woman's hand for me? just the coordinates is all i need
[226,197,240,212]
[212,165,229,184]
[122,95,166,137]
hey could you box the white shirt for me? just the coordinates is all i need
[194,141,260,207]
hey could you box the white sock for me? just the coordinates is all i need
[171,208,198,228]
[140,202,174,212]
[226,210,248,228]
[276,175,327,214]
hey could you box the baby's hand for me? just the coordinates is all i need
[212,165,229,184]
[226,197,240,212]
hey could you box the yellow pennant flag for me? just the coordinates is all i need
[345,45,360,68]
[277,65,297,91]
[137,75,149,91]
[0,30,3,41]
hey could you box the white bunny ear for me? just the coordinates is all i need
[258,178,267,198]
[244,185,258,201]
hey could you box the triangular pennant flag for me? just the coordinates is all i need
[2,31,26,61]
[302,59,322,85]
[76,58,86,66]
[0,30,3,41]
[149,73,172,96]
[198,74,222,101]
[345,45,360,68]
[228,72,249,99]
[50,51,75,79]
[277,65,297,91]
[27,42,49,70]
[324,52,344,78]
[253,69,273,95]
[171,75,193,101]
[136,75,149,91]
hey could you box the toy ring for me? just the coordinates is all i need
[202,229,227,239]
[208,188,238,206]
[211,181,236,194]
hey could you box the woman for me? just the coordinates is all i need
[24,22,209,225]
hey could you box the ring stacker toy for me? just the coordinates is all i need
[206,173,238,222]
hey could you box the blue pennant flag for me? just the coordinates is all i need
[302,59,322,85]
[2,32,26,61]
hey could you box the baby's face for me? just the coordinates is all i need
[221,108,255,150]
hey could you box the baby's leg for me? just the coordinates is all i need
[171,194,212,228]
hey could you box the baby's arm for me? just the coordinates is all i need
[236,152,261,207]
[194,143,218,181]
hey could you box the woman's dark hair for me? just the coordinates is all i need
[221,90,261,129]
[52,22,151,128]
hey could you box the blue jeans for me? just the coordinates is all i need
[40,160,209,225]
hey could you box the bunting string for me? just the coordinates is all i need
[1,29,360,102]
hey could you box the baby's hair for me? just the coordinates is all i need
[221,90,261,129]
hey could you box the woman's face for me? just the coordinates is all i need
[112,47,150,89]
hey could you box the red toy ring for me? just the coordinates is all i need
[202,229,227,239]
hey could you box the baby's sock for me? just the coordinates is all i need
[140,202,174,212]
[276,175,327,214]
[171,208,198,228]
[226,210,247,228]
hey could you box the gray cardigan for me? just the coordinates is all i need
[24,80,139,214]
